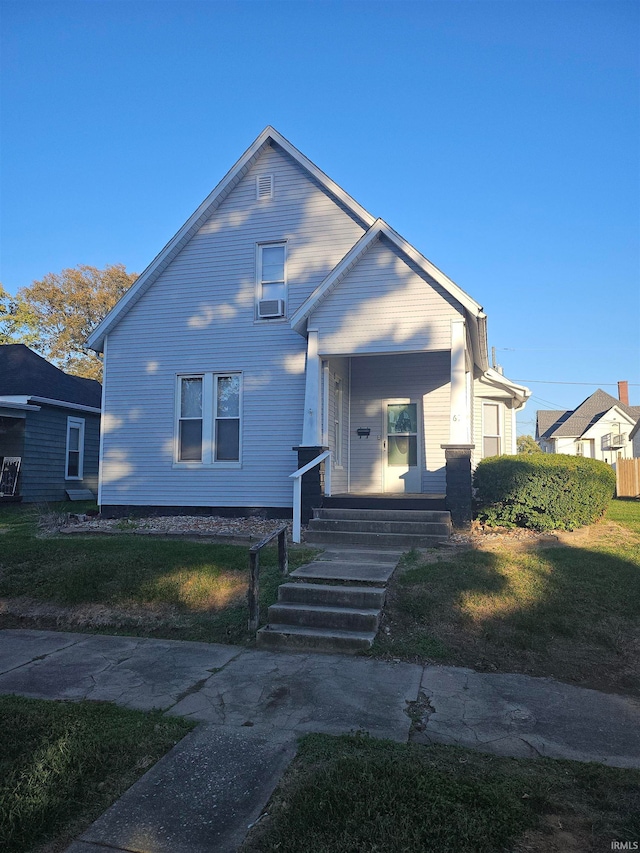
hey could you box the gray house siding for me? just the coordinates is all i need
[21,405,99,502]
[100,143,366,510]
[311,235,464,356]
[349,352,450,494]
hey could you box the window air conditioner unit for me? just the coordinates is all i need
[258,299,285,319]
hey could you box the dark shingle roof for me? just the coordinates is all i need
[537,389,640,441]
[0,344,101,408]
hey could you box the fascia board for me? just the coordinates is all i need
[582,406,636,438]
[0,397,41,412]
[26,396,101,414]
[481,369,531,407]
[291,219,485,338]
[88,127,375,352]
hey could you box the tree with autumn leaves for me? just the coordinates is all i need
[0,264,137,381]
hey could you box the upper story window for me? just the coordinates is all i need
[176,373,242,465]
[66,416,85,479]
[257,242,286,319]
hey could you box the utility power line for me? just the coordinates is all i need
[514,379,640,387]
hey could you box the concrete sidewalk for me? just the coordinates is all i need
[1,628,639,852]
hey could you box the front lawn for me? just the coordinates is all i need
[241,733,640,853]
[0,694,194,853]
[0,504,315,643]
[372,499,640,695]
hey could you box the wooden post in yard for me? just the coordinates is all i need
[248,550,260,632]
[278,527,289,576]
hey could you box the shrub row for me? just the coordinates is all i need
[473,454,616,531]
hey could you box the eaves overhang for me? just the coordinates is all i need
[86,127,376,353]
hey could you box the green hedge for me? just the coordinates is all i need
[474,454,616,531]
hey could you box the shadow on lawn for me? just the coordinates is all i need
[376,541,640,696]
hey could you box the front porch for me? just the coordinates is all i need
[322,493,446,511]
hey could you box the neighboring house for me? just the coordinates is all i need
[0,344,101,502]
[87,126,529,522]
[630,419,640,459]
[536,383,640,463]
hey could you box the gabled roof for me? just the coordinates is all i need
[537,389,640,440]
[289,217,497,374]
[0,344,102,409]
[87,126,376,353]
[536,410,567,440]
[290,218,484,332]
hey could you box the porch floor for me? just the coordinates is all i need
[322,493,447,511]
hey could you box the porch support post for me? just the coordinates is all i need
[301,329,322,446]
[441,443,475,529]
[450,319,469,444]
[292,446,328,524]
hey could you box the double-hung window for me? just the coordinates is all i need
[176,373,241,465]
[66,417,85,479]
[214,375,240,461]
[178,377,204,462]
[257,242,286,319]
[482,403,501,457]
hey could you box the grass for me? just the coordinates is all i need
[0,694,194,853]
[371,499,640,695]
[241,733,640,853]
[0,503,315,643]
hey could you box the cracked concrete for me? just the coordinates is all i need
[168,648,422,741]
[412,666,640,768]
[2,629,640,852]
[0,631,240,711]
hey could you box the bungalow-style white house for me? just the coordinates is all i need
[536,384,640,463]
[88,127,529,533]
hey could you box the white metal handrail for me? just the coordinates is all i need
[289,450,331,543]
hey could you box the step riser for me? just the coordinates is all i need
[309,519,451,536]
[257,629,374,654]
[267,604,379,632]
[305,531,449,547]
[278,584,386,609]
[322,497,446,511]
[314,508,451,523]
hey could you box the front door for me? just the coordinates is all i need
[383,400,421,493]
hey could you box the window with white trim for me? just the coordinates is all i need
[176,373,242,465]
[66,416,85,479]
[256,242,286,319]
[333,376,343,467]
[178,377,203,462]
[482,403,501,457]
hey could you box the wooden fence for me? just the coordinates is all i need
[616,459,640,498]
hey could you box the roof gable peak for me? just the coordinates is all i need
[87,126,375,352]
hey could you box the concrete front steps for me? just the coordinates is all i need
[256,548,399,654]
[305,507,452,548]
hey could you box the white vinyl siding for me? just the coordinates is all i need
[65,416,85,480]
[99,142,365,508]
[311,235,464,356]
[349,352,450,494]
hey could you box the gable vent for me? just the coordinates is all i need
[256,174,273,200]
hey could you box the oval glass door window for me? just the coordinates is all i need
[387,404,417,466]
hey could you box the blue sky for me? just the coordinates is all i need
[2,0,638,434]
